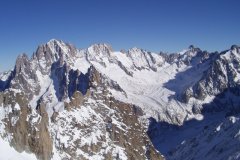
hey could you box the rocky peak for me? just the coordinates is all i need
[86,43,113,61]
[15,53,30,74]
[46,39,68,53]
[184,45,202,56]
[161,52,180,64]
[34,39,77,64]
[177,46,209,66]
[47,39,77,56]
[230,45,240,56]
[230,44,239,51]
[128,47,142,52]
[127,47,153,70]
[127,47,150,58]
[188,45,201,52]
[188,44,195,50]
[182,45,240,104]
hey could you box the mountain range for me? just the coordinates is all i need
[0,39,240,160]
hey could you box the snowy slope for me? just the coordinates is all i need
[0,137,37,160]
[168,115,240,160]
[87,46,213,124]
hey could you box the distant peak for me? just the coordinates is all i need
[17,53,29,60]
[187,45,202,53]
[46,39,66,48]
[88,43,113,54]
[231,44,239,50]
[89,43,112,49]
[33,39,77,61]
[128,47,143,52]
[47,39,63,44]
[15,53,30,73]
[188,45,195,50]
[45,39,70,51]
[120,49,127,54]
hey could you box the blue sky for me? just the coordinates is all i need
[0,0,240,72]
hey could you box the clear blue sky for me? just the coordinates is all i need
[0,0,240,72]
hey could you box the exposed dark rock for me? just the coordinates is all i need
[231,44,239,50]
[0,91,52,160]
[51,62,68,101]
[68,69,90,97]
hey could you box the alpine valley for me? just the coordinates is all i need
[1,39,240,160]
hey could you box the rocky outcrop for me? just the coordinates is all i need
[86,43,113,62]
[183,46,240,103]
[49,66,163,159]
[10,54,40,99]
[106,99,163,160]
[0,91,52,160]
[127,48,164,71]
[167,116,240,160]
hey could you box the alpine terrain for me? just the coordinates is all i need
[1,39,240,160]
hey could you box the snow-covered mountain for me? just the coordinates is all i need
[167,115,240,160]
[0,39,240,160]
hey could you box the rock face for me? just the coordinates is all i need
[50,68,162,159]
[0,92,52,160]
[167,116,240,160]
[183,46,240,107]
[1,39,240,160]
